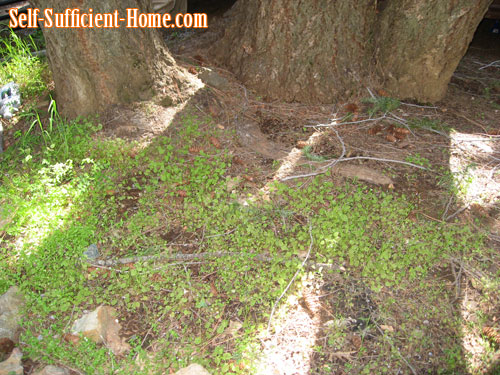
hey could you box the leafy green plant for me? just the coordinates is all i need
[408,117,449,132]
[363,97,401,116]
[0,30,47,97]
[302,145,327,162]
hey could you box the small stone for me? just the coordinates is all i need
[199,69,229,90]
[174,364,211,375]
[0,82,21,119]
[0,348,23,375]
[71,306,130,356]
[423,320,430,325]
[83,244,100,260]
[33,365,70,375]
[0,287,25,342]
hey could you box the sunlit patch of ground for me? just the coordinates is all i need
[253,282,321,375]
[449,131,500,206]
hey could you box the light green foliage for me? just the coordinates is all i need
[0,32,489,375]
[363,96,401,116]
[0,107,486,373]
[0,30,47,97]
[302,145,327,162]
[408,117,449,132]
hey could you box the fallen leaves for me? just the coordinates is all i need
[209,136,222,149]
[369,124,411,143]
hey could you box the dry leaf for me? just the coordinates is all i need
[350,334,362,350]
[394,127,410,135]
[188,67,197,75]
[483,326,500,345]
[217,124,225,130]
[233,156,245,166]
[380,325,394,332]
[193,54,205,65]
[243,175,254,182]
[63,333,81,346]
[394,132,407,140]
[210,280,219,296]
[209,136,222,149]
[397,141,411,149]
[208,104,219,117]
[189,146,202,154]
[344,103,359,113]
[378,89,389,97]
[368,124,383,135]
[331,351,355,361]
[177,190,188,198]
[386,134,397,142]
[296,141,308,149]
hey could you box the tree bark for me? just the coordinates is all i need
[375,0,492,103]
[31,0,196,118]
[215,0,492,104]
[213,0,377,104]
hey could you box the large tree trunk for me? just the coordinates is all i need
[214,0,377,104]
[215,0,492,104]
[375,0,492,103]
[32,0,196,118]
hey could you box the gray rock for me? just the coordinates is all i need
[0,287,25,342]
[174,364,211,375]
[0,348,23,375]
[0,82,21,119]
[199,69,230,90]
[83,244,100,260]
[33,365,69,375]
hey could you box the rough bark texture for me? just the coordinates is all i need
[376,0,492,103]
[213,0,377,104]
[32,0,195,118]
[215,0,493,104]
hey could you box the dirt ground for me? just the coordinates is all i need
[96,12,500,374]
[2,7,498,374]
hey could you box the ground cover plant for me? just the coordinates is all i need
[0,22,499,375]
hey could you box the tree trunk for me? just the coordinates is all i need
[375,0,492,103]
[32,0,195,118]
[215,0,492,104]
[213,0,377,104]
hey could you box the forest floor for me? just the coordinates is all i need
[0,15,500,375]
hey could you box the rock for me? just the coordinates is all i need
[0,348,23,375]
[174,364,211,375]
[71,306,130,356]
[0,82,21,119]
[33,365,70,375]
[335,165,393,186]
[83,244,100,260]
[199,68,230,90]
[0,287,25,342]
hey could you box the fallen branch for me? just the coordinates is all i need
[478,59,500,70]
[87,249,342,273]
[281,154,429,182]
[89,251,269,267]
[305,116,386,128]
